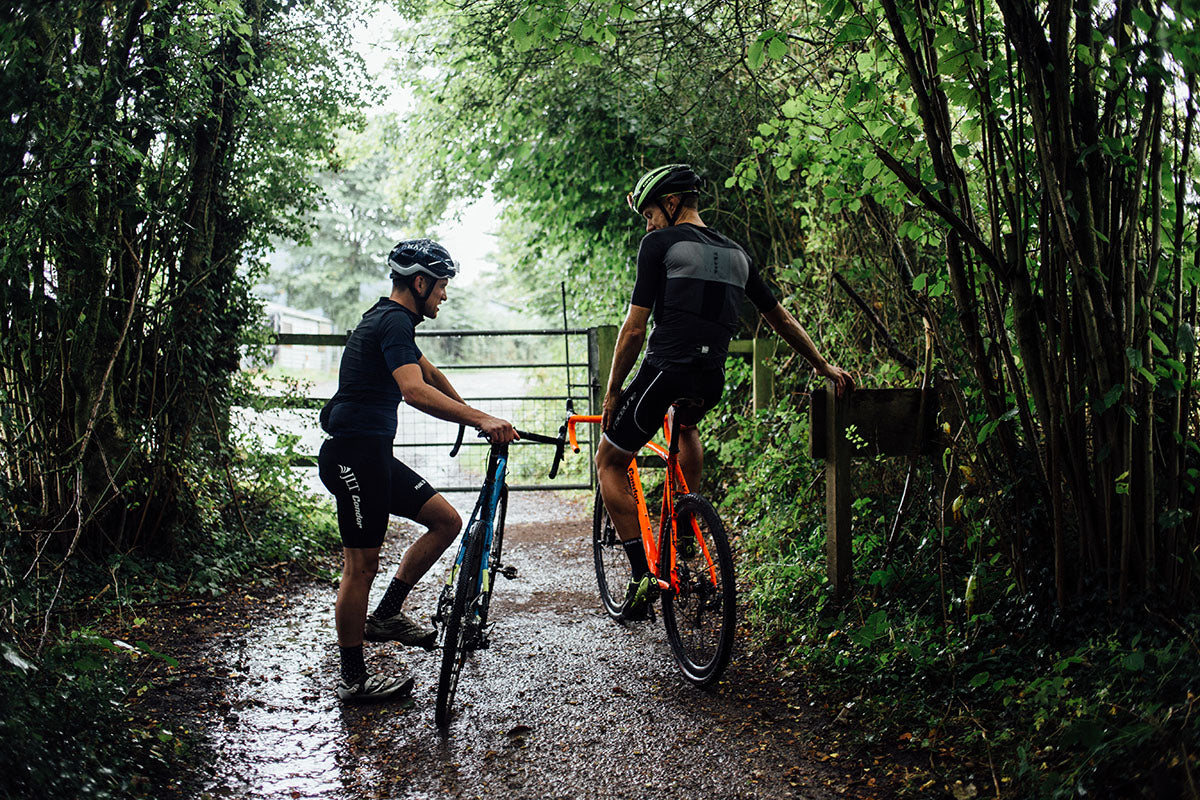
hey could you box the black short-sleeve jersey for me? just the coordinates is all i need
[324,298,423,438]
[631,224,777,369]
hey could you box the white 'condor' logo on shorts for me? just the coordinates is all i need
[338,465,360,492]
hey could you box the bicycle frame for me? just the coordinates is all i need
[445,445,507,610]
[567,414,718,595]
[442,425,564,608]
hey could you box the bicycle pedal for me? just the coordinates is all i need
[500,565,518,579]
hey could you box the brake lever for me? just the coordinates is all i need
[548,417,571,479]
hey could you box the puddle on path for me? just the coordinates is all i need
[200,587,362,798]
[196,491,593,799]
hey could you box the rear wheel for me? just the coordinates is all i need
[662,493,735,687]
[592,489,631,619]
[435,521,485,729]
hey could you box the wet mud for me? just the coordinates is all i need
[135,492,911,799]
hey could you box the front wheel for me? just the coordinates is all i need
[592,488,631,620]
[479,484,508,626]
[662,493,736,687]
[435,521,485,729]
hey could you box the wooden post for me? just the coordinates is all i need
[824,381,852,596]
[588,325,617,416]
[810,385,940,598]
[752,337,776,411]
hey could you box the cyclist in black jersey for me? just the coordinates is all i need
[318,238,518,702]
[597,164,855,620]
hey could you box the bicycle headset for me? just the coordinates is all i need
[626,164,704,226]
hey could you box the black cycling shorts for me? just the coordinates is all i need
[318,436,438,549]
[604,362,724,454]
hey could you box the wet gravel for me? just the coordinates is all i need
[143,491,905,800]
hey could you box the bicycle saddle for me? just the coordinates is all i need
[672,397,706,411]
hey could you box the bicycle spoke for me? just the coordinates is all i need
[662,493,736,687]
[436,521,486,729]
[592,488,632,619]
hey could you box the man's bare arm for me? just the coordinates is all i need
[762,304,855,396]
[602,304,652,428]
[418,356,465,404]
[393,363,516,442]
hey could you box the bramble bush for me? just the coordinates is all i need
[710,384,1200,797]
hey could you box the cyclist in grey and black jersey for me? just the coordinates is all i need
[597,163,855,620]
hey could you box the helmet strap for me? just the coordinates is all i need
[411,275,437,315]
[657,197,681,226]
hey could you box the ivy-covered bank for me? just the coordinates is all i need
[1,0,364,795]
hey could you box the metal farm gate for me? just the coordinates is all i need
[271,327,609,492]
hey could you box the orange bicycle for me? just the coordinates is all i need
[566,402,736,687]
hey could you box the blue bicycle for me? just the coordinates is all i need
[433,424,565,729]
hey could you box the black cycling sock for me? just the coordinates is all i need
[622,539,650,578]
[340,644,366,685]
[372,577,414,619]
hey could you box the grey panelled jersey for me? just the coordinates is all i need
[631,223,777,370]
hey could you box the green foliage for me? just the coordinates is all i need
[265,120,415,331]
[1,0,369,557]
[171,425,340,596]
[388,0,814,325]
[722,397,1200,795]
[1,1,366,792]
[0,636,180,799]
[732,0,1200,605]
[713,407,828,628]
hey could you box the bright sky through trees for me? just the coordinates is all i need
[351,2,501,288]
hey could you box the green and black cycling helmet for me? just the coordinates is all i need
[626,163,703,225]
[388,238,458,313]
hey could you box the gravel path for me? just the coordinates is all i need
[138,491,905,800]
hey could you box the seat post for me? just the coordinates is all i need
[667,407,683,459]
[667,397,704,459]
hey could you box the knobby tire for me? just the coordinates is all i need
[435,521,486,729]
[591,488,631,619]
[662,493,736,687]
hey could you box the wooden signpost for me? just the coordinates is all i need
[810,384,939,597]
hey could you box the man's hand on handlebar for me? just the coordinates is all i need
[478,415,518,444]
